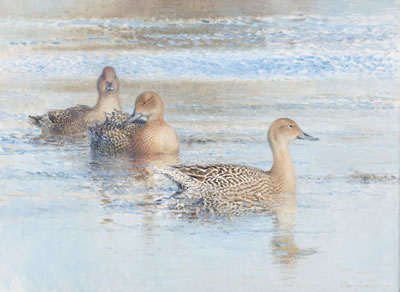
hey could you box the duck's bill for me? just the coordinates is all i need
[106,82,114,91]
[122,112,143,125]
[297,132,319,141]
[122,112,148,126]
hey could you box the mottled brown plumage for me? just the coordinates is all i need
[29,66,121,136]
[90,91,179,155]
[157,118,318,215]
[89,111,144,153]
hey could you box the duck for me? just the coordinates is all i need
[156,118,318,214]
[89,91,179,155]
[29,66,122,136]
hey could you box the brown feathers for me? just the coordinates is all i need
[29,66,121,136]
[89,111,144,153]
[157,118,318,215]
[89,91,179,155]
[29,105,91,136]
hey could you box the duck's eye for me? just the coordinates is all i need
[288,124,294,128]
[143,97,153,105]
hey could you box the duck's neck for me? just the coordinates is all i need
[145,115,165,126]
[93,94,121,113]
[270,143,296,193]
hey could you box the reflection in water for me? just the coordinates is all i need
[158,188,307,267]
[89,149,179,213]
[131,152,180,169]
[89,150,179,180]
[89,150,166,257]
[269,193,300,266]
[0,4,397,289]
[23,100,312,283]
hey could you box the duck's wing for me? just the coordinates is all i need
[29,105,91,135]
[158,164,268,193]
[89,111,144,153]
[48,105,90,124]
[97,111,130,130]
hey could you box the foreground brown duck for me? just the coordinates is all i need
[29,66,121,136]
[156,118,318,214]
[89,91,179,155]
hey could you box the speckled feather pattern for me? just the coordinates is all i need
[29,66,122,136]
[29,105,91,135]
[159,164,283,196]
[89,111,144,153]
[157,163,289,215]
[156,118,316,216]
[89,91,180,155]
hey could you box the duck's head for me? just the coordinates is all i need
[97,66,120,96]
[123,91,165,125]
[267,118,318,148]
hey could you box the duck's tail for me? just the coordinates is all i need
[153,166,207,192]
[28,115,43,127]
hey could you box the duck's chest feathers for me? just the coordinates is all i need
[132,121,178,154]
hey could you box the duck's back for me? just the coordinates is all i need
[89,111,144,153]
[158,163,286,216]
[29,105,91,136]
[161,163,279,196]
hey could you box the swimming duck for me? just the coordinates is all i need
[156,118,318,212]
[29,66,121,136]
[89,91,179,155]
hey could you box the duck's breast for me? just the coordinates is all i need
[132,122,179,154]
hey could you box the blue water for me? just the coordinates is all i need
[0,16,398,81]
[0,11,399,292]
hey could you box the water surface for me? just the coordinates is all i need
[0,9,399,292]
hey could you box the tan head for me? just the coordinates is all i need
[267,118,318,149]
[97,66,120,97]
[123,91,165,125]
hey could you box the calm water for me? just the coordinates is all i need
[0,9,399,292]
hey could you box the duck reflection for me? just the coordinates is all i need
[154,184,309,266]
[89,149,178,177]
[153,117,318,266]
[88,149,179,214]
[268,193,300,266]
